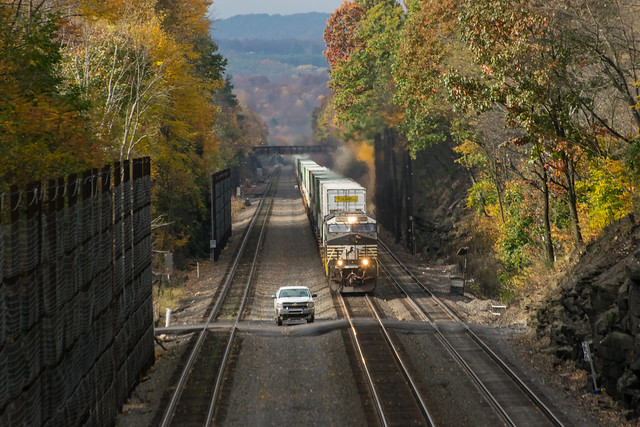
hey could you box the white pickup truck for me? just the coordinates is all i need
[272,286,316,326]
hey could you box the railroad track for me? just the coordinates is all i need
[377,239,566,427]
[337,293,435,427]
[156,173,278,427]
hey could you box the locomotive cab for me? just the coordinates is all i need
[323,212,378,293]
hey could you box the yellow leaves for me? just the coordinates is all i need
[57,0,222,166]
[356,141,375,164]
[0,84,102,187]
[453,138,480,157]
[157,0,212,40]
[383,107,405,127]
[577,157,635,240]
[79,0,155,23]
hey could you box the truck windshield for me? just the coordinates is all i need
[280,289,309,298]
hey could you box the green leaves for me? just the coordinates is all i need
[0,0,260,258]
[322,0,638,288]
[0,7,100,190]
[325,1,404,139]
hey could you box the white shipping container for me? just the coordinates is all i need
[320,180,366,221]
[303,165,327,204]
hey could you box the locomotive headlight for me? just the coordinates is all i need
[337,259,344,266]
[362,258,369,266]
[347,216,357,224]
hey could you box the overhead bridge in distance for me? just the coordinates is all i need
[252,145,334,155]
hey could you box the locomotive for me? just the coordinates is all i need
[296,159,378,293]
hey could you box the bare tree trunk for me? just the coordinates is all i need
[390,129,402,243]
[541,160,555,266]
[404,151,414,253]
[563,154,583,246]
[490,159,506,222]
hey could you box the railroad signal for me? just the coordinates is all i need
[582,341,601,394]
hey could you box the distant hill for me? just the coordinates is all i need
[211,12,329,41]
[216,39,328,71]
[211,13,331,145]
[212,12,330,77]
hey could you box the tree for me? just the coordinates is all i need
[323,1,366,70]
[0,4,102,190]
[452,0,587,249]
[393,0,461,155]
[325,0,404,138]
[553,0,640,145]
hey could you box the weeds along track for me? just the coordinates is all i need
[156,173,278,427]
[377,239,566,427]
[337,293,435,426]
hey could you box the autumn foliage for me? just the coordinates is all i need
[0,0,265,258]
[323,1,366,69]
[0,6,103,187]
[322,0,640,295]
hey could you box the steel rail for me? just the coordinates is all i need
[205,178,276,426]
[378,239,565,427]
[338,295,388,427]
[363,294,436,426]
[159,174,274,427]
[379,261,515,427]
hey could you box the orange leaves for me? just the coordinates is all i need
[509,137,527,147]
[324,1,366,69]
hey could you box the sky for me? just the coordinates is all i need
[209,0,346,20]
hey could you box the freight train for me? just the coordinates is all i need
[296,159,378,293]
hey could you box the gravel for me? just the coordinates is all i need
[117,165,630,426]
[215,169,365,425]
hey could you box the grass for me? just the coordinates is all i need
[153,277,186,326]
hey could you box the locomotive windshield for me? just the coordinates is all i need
[353,224,376,233]
[328,223,376,233]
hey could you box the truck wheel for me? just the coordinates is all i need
[277,316,283,326]
[307,315,314,323]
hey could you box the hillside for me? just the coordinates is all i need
[533,214,640,418]
[212,12,329,78]
[211,13,329,41]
